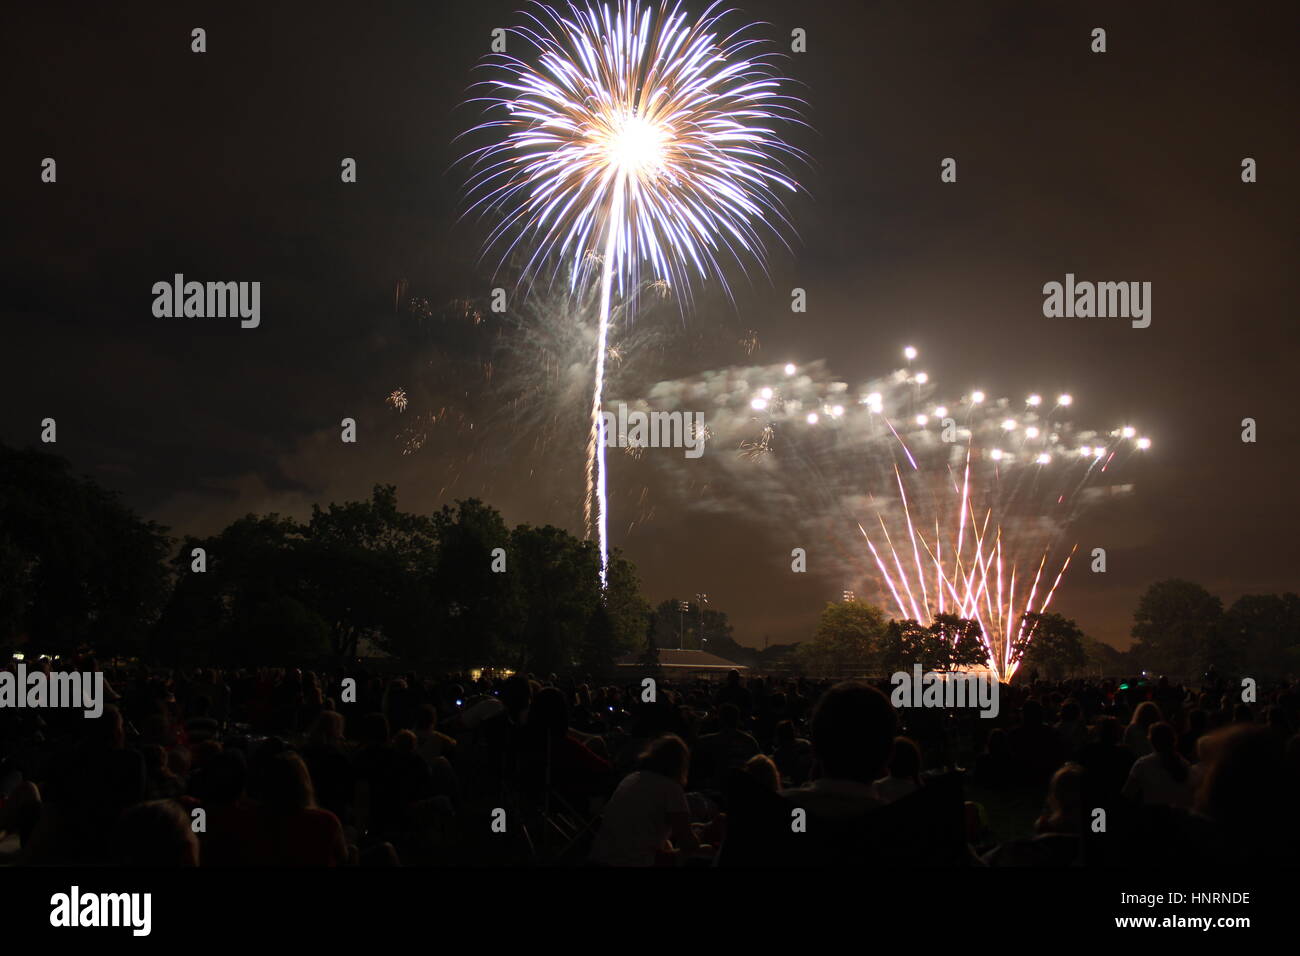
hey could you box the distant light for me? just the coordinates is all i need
[990,449,1004,461]
[1025,426,1040,439]
[915,414,928,426]
[934,406,948,418]
[1121,426,1136,438]
[914,371,929,385]
[751,397,767,410]
[1079,446,1092,457]
[806,412,819,424]
[831,404,845,418]
[760,387,773,400]
[1136,437,1152,450]
[903,346,918,361]
[971,390,985,404]
[1036,452,1052,464]
[1001,418,1017,431]
[784,363,796,376]
[1057,393,1073,407]
[1027,394,1042,407]
[1094,446,1106,458]
[866,393,882,412]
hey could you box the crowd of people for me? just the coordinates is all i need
[1,656,1297,867]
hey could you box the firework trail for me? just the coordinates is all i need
[628,349,1151,678]
[461,0,805,585]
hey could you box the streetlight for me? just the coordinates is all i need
[695,593,709,649]
[678,600,690,650]
[842,589,856,603]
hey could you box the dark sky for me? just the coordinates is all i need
[4,0,1298,652]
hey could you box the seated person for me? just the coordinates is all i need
[590,734,720,866]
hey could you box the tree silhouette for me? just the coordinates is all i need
[1130,579,1222,675]
[0,443,171,658]
[796,600,888,676]
[1014,612,1087,679]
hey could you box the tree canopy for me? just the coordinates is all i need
[0,443,171,658]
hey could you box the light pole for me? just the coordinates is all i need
[695,593,709,650]
[678,600,690,650]
[842,589,856,603]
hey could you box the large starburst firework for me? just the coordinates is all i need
[461,0,805,585]
[463,0,803,296]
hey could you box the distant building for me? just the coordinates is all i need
[617,648,749,678]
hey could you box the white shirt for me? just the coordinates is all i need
[590,771,689,867]
[1123,752,1193,808]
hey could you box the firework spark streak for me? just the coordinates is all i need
[852,389,1142,680]
[462,0,804,585]
[628,351,1151,679]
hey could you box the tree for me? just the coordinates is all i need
[601,552,652,663]
[1014,612,1088,679]
[576,603,621,680]
[927,615,987,671]
[306,485,440,662]
[795,600,888,677]
[637,613,661,674]
[1081,635,1128,675]
[879,618,931,675]
[154,490,652,672]
[244,594,331,666]
[650,597,735,653]
[423,497,517,667]
[1221,593,1300,678]
[157,487,445,667]
[0,534,29,653]
[1130,580,1223,676]
[154,514,307,666]
[0,444,171,658]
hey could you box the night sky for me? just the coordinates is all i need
[5,0,1298,652]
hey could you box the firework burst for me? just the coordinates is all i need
[462,0,805,584]
[630,351,1151,679]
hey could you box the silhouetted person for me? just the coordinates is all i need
[875,736,922,804]
[1076,716,1135,808]
[781,680,896,820]
[770,719,813,787]
[1008,700,1065,787]
[1123,722,1192,808]
[112,799,199,867]
[248,751,347,866]
[590,734,709,866]
[694,703,759,790]
[1124,701,1162,756]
